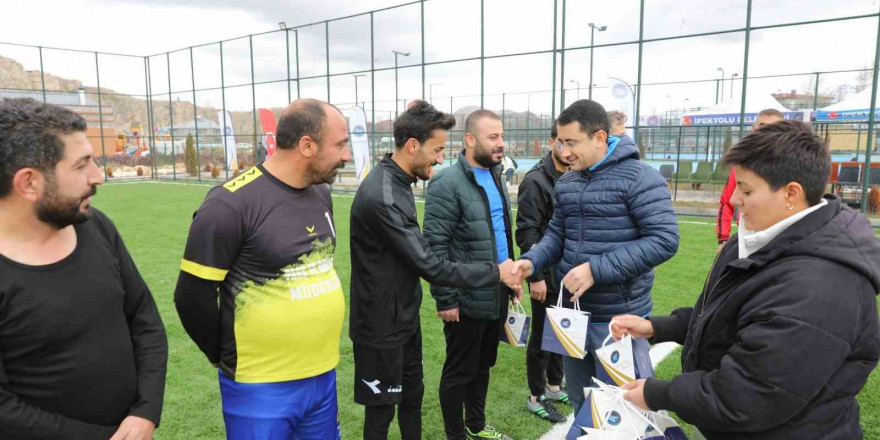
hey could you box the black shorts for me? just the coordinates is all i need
[354,329,423,406]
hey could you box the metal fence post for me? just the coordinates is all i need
[421,0,426,100]
[286,30,292,103]
[325,21,331,103]
[480,0,485,108]
[673,126,683,202]
[551,0,558,123]
[145,57,157,179]
[812,72,820,110]
[859,11,880,212]
[370,12,376,168]
[190,47,201,182]
[38,47,46,103]
[559,0,566,114]
[250,35,258,165]
[94,52,108,179]
[167,52,176,181]
[220,41,229,180]
[634,0,645,144]
[738,0,753,138]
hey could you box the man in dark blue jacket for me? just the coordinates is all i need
[512,99,680,411]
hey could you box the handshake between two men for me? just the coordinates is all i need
[502,259,597,303]
[437,258,596,323]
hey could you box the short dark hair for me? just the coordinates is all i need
[757,108,785,119]
[0,98,87,197]
[550,122,558,139]
[276,99,340,150]
[464,109,501,136]
[723,120,829,206]
[557,99,609,137]
[394,101,456,149]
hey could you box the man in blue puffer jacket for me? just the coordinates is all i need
[513,99,680,411]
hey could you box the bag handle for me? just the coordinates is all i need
[601,321,615,349]
[556,283,582,312]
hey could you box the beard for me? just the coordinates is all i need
[308,160,346,185]
[412,151,436,181]
[36,178,96,230]
[473,140,502,168]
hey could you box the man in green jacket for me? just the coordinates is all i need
[424,109,520,440]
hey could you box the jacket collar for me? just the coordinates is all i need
[380,153,417,185]
[539,152,566,182]
[727,195,841,270]
[580,134,639,177]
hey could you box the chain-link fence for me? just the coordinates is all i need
[1,0,879,211]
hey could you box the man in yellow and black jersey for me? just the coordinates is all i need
[174,99,351,440]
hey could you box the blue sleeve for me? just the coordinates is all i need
[588,166,680,285]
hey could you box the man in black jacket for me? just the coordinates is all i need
[0,99,167,440]
[349,101,519,440]
[515,123,569,423]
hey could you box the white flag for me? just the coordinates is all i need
[607,77,635,139]
[218,111,239,171]
[346,106,371,182]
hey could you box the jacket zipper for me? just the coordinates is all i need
[699,240,732,317]
[469,165,504,313]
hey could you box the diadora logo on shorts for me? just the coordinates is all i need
[306,225,317,237]
[561,318,571,329]
[362,379,402,394]
[362,379,382,394]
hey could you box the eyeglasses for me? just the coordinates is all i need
[554,136,589,150]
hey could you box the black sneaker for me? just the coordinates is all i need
[526,395,566,423]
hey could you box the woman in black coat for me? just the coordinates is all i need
[613,120,880,440]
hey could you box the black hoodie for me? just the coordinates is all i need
[646,196,880,440]
[349,154,500,349]
[515,152,565,302]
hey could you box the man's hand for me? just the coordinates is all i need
[561,262,595,301]
[610,314,655,340]
[109,416,156,440]
[622,379,649,411]
[498,259,523,294]
[511,259,533,281]
[437,307,460,322]
[529,280,547,303]
[511,287,523,305]
[716,241,726,254]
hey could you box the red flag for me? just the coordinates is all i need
[259,109,277,157]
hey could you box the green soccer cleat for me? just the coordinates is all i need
[466,425,514,440]
[544,386,570,404]
[527,395,567,423]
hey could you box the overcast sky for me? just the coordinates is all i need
[1,0,879,121]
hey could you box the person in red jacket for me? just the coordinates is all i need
[716,108,784,252]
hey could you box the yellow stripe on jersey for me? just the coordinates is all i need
[223,167,263,193]
[181,259,229,281]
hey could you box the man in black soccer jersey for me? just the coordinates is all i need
[349,101,522,440]
[175,99,352,440]
[0,98,168,440]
